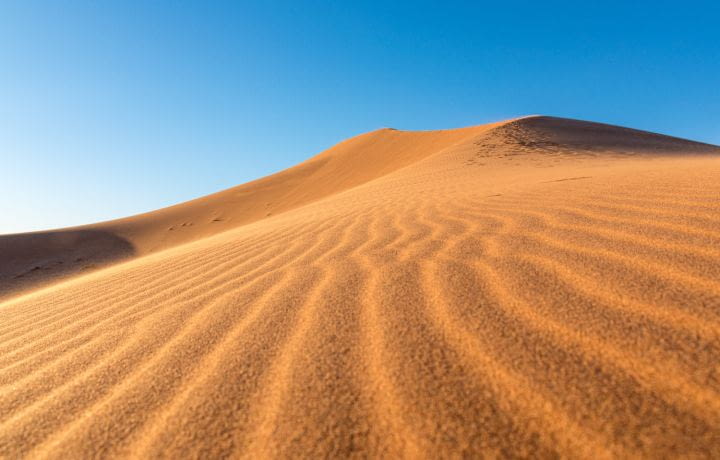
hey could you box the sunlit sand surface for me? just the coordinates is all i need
[2,116,720,458]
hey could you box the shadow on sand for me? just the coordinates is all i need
[0,229,135,301]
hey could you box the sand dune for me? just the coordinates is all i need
[1,116,720,457]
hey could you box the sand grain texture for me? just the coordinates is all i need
[1,116,720,458]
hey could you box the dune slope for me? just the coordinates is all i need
[1,116,720,458]
[0,120,503,299]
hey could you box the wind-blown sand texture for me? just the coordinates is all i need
[1,116,720,458]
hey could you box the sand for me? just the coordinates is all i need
[1,115,719,458]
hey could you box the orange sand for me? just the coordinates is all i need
[1,116,720,457]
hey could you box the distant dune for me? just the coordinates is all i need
[1,116,720,457]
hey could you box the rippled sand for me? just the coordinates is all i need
[1,116,720,458]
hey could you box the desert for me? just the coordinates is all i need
[1,115,720,457]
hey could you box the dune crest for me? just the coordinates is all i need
[1,116,720,457]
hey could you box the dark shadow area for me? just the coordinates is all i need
[506,116,720,154]
[0,229,135,301]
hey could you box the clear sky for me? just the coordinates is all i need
[2,1,719,234]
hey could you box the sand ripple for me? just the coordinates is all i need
[1,116,720,458]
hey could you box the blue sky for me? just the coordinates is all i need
[1,1,719,233]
